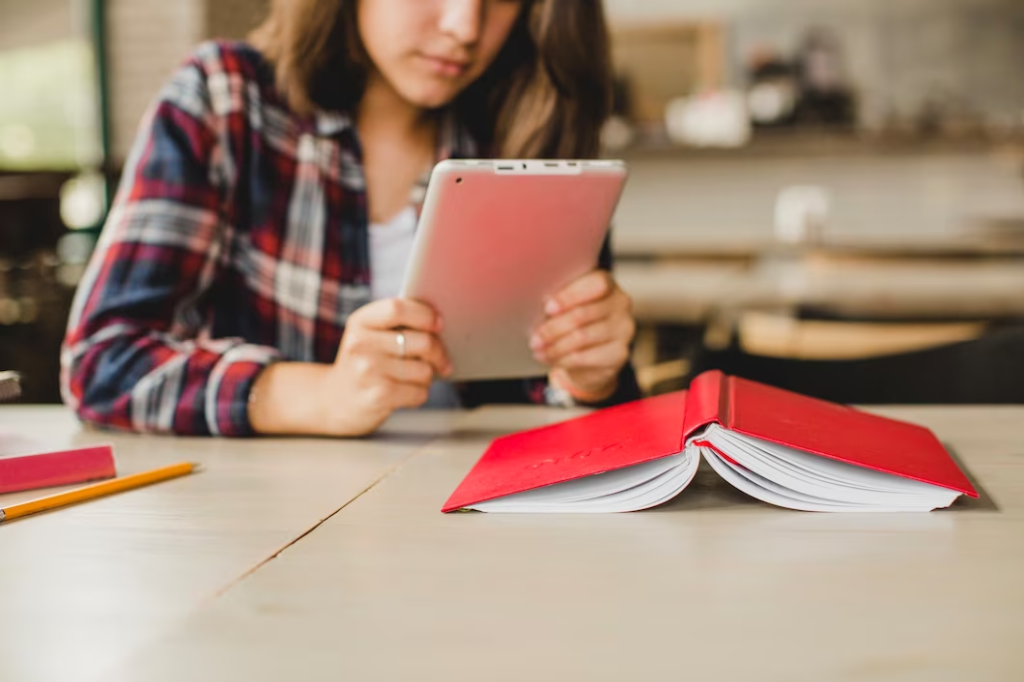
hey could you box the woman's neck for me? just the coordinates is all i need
[357,71,435,143]
[356,71,438,224]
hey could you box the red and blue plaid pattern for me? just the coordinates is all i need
[61,41,638,436]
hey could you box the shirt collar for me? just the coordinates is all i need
[314,110,354,137]
[312,107,477,160]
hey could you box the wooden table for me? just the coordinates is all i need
[0,407,458,682]
[3,405,1016,682]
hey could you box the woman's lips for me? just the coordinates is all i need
[420,54,469,78]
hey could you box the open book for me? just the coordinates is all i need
[442,371,978,513]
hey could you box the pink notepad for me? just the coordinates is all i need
[0,437,116,494]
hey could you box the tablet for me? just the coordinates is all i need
[400,158,628,381]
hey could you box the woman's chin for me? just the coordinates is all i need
[398,81,462,111]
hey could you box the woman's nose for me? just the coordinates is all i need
[438,0,483,47]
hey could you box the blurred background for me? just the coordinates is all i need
[1,0,1023,404]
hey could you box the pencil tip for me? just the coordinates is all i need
[191,462,204,473]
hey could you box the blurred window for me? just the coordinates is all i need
[0,39,101,171]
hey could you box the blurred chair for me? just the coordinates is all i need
[737,312,986,360]
[0,172,76,403]
[690,321,1024,404]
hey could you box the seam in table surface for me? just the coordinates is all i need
[207,439,435,601]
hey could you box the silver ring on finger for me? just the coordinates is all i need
[396,330,407,359]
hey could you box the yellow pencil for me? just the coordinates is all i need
[0,462,200,523]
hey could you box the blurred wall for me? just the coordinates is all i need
[605,0,1024,130]
[0,0,271,164]
[206,0,269,48]
[106,0,267,160]
[6,0,1022,160]
[107,0,204,159]
[0,0,75,51]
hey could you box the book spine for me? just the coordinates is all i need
[680,370,731,442]
[0,445,116,494]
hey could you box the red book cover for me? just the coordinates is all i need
[442,370,977,512]
[442,391,688,512]
[0,443,117,494]
[685,371,977,498]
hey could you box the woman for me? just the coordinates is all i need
[61,0,639,437]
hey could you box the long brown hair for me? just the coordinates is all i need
[249,0,612,158]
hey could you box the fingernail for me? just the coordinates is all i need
[533,351,547,364]
[435,316,444,332]
[444,364,454,377]
[529,335,544,351]
[544,299,560,316]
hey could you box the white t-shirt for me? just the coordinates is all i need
[368,206,418,301]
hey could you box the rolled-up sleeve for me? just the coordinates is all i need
[60,60,279,436]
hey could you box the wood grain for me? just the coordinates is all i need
[0,406,446,682]
[102,406,1024,682]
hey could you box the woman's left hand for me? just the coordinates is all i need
[530,269,636,403]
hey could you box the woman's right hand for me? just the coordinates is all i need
[326,298,452,433]
[248,298,452,437]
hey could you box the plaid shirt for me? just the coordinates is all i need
[61,41,638,436]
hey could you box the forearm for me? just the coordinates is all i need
[458,362,641,409]
[247,362,333,436]
[249,361,399,438]
[549,362,641,408]
[601,362,642,405]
